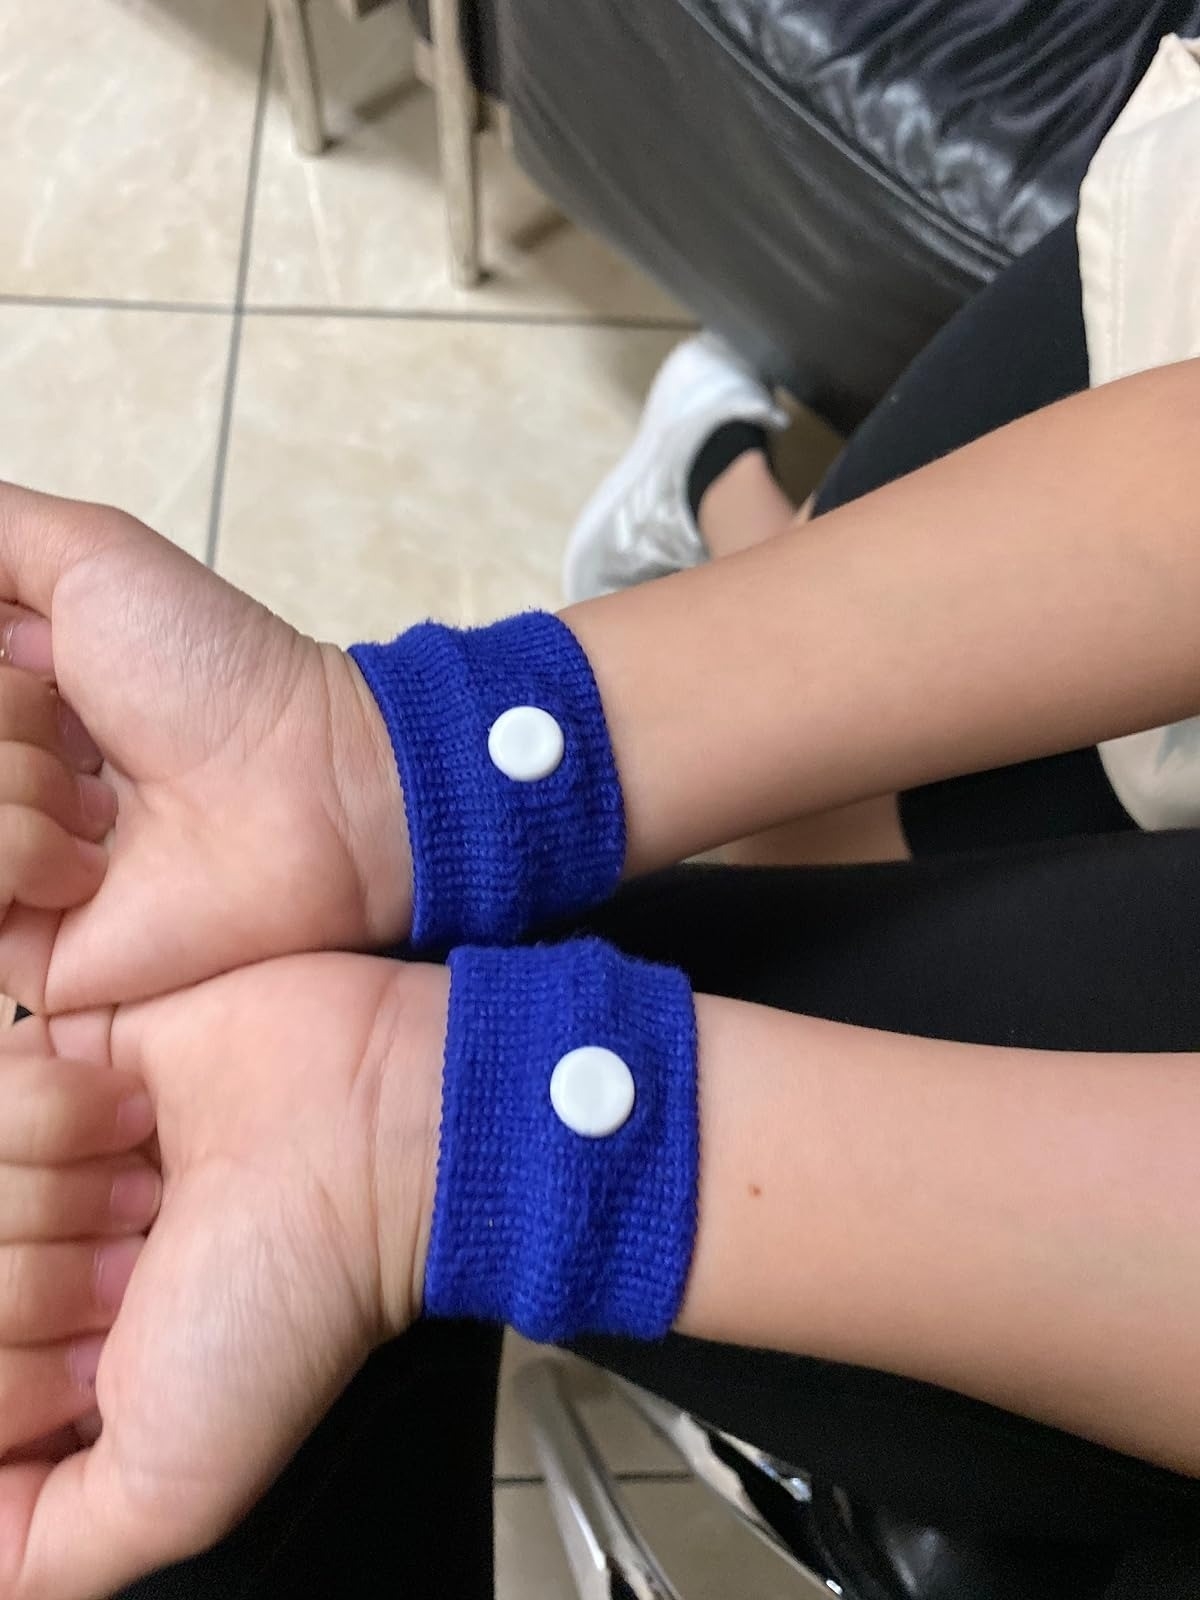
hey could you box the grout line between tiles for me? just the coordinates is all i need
[0,300,691,335]
[494,1470,692,1488]
[0,293,691,334]
[242,303,695,331]
[204,12,274,570]
[0,294,233,315]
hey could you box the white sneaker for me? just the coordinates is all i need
[563,334,787,602]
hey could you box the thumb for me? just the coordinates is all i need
[0,1444,203,1600]
[0,483,133,619]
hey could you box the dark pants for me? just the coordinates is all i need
[124,220,1200,1598]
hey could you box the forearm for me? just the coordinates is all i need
[683,996,1200,1473]
[391,950,1200,1475]
[565,358,1200,873]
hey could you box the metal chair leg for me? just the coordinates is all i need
[429,0,482,287]
[270,0,326,156]
[615,1380,849,1596]
[519,1361,838,1597]
[516,1360,684,1599]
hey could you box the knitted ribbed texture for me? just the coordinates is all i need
[424,939,699,1343]
[349,613,625,949]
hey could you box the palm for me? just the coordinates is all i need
[0,497,403,1012]
[0,954,426,1599]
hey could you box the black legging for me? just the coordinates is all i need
[123,220,1200,1599]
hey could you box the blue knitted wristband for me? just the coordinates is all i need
[424,939,699,1343]
[349,613,625,949]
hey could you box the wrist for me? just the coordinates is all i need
[424,940,699,1342]
[362,960,448,1338]
[321,644,413,945]
[348,615,625,949]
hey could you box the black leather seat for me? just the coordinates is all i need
[490,0,1200,429]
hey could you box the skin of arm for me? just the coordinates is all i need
[1,959,1195,1597]
[562,357,1200,875]
[650,997,1200,1475]
[305,357,1200,1478]
[6,357,1200,1014]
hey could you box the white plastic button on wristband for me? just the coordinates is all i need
[549,1046,636,1138]
[487,706,565,782]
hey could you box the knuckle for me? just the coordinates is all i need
[89,500,136,534]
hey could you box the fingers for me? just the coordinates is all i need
[0,482,136,618]
[0,1448,193,1600]
[0,747,115,844]
[0,610,52,681]
[0,808,107,913]
[0,1012,117,1072]
[0,672,115,962]
[0,1017,52,1060]
[4,1409,101,1468]
[0,1160,160,1243]
[0,907,57,1017]
[0,1342,110,1462]
[0,1238,143,1343]
[0,1060,154,1165]
[0,671,101,775]
[3,1421,89,1468]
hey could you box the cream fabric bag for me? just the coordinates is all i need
[1079,34,1200,829]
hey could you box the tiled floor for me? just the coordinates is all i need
[1,3,834,1593]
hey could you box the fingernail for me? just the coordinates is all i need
[115,1091,154,1144]
[57,700,102,770]
[68,1335,105,1392]
[110,1168,161,1225]
[77,774,118,831]
[0,618,53,675]
[94,1237,143,1312]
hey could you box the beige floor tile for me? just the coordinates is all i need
[495,1477,816,1599]
[631,1478,826,1597]
[0,0,265,302]
[215,313,680,637]
[495,1335,682,1479]
[247,2,688,321]
[0,306,230,558]
[494,1482,576,1600]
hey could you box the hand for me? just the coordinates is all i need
[0,483,412,1012]
[0,952,446,1600]
[0,658,117,938]
[0,1053,158,1463]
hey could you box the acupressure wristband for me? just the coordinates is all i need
[349,612,626,950]
[424,939,699,1343]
